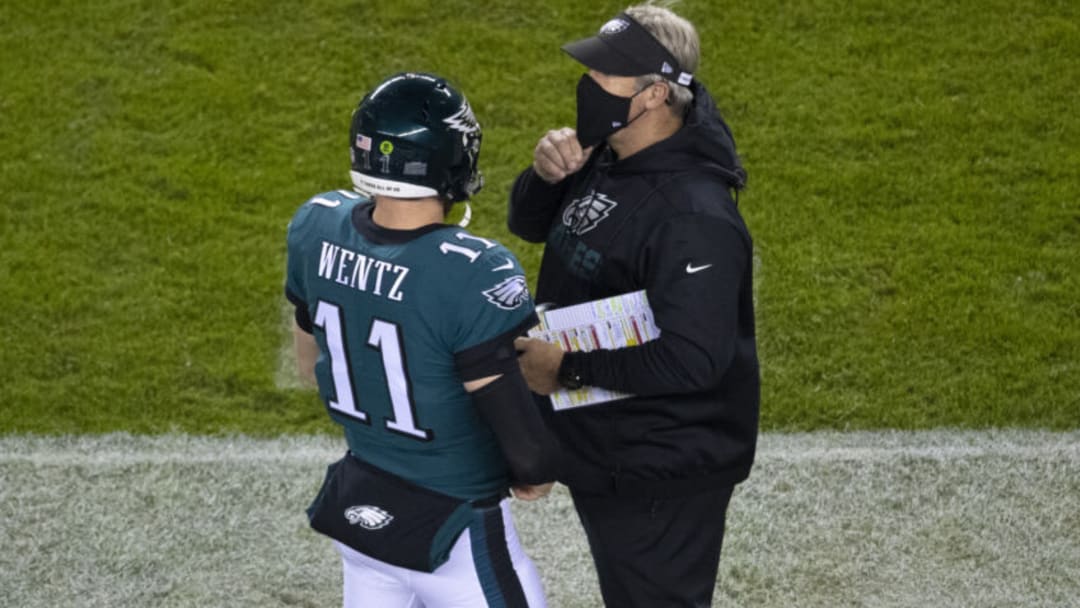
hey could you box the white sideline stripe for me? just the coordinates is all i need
[0,449,340,466]
[763,445,1080,461]
[0,435,340,466]
[1,431,1078,466]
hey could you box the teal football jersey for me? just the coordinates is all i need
[286,190,536,500]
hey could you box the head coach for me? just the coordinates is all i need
[509,4,760,607]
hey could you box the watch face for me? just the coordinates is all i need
[559,366,583,390]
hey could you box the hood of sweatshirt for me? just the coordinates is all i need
[605,80,747,190]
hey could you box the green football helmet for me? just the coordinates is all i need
[349,73,483,202]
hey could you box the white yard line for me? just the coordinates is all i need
[2,430,1077,464]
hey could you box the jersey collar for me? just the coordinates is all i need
[351,201,453,245]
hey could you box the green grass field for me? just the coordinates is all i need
[3,0,1078,436]
[3,2,1079,606]
[2,1,1078,434]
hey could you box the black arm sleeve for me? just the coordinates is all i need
[507,167,570,243]
[454,314,539,381]
[566,215,754,396]
[470,368,560,485]
[285,286,313,333]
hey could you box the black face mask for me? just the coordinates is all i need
[574,73,648,149]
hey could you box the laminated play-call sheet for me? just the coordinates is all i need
[528,290,660,410]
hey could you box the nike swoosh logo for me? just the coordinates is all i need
[685,263,713,274]
[492,258,515,272]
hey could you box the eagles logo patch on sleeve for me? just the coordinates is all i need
[482,275,530,310]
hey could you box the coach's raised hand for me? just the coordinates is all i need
[532,127,594,184]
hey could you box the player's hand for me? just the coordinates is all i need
[514,337,564,396]
[512,482,554,501]
[532,128,595,184]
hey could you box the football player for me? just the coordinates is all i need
[286,72,558,608]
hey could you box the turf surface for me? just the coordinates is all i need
[2,431,1077,607]
[1,1,1078,433]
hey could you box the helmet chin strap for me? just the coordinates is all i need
[457,202,472,228]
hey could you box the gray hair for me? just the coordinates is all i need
[626,2,700,115]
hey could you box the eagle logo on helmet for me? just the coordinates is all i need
[482,275,530,310]
[443,101,479,134]
[344,505,394,530]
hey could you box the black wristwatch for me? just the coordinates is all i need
[557,355,584,390]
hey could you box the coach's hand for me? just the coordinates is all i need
[532,128,594,184]
[514,337,563,396]
[512,482,554,501]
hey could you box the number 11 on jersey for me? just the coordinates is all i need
[313,301,432,441]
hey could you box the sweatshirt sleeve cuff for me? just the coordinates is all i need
[522,167,567,199]
[559,350,593,386]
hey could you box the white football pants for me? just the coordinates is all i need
[334,499,546,608]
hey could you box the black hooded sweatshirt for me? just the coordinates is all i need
[508,81,759,496]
